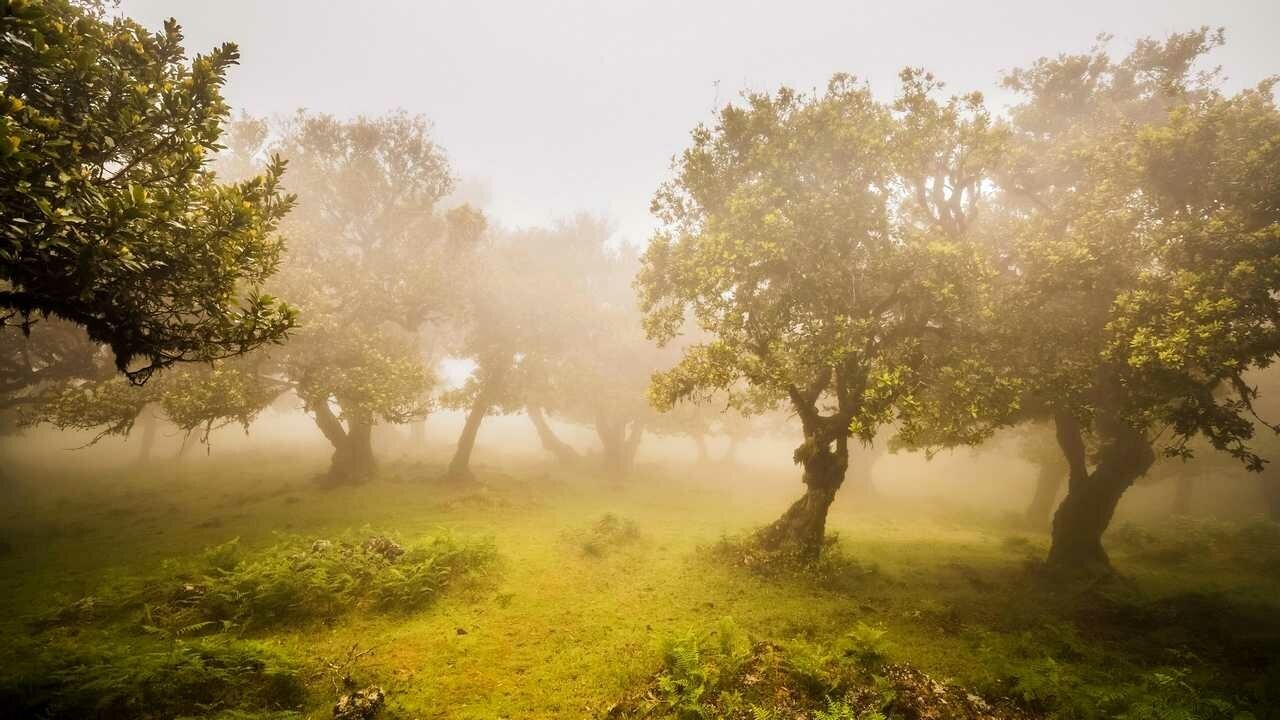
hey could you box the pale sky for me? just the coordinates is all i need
[120,1,1280,244]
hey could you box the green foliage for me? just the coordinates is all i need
[44,531,497,633]
[571,513,643,557]
[993,29,1280,470]
[638,70,1018,469]
[0,0,297,381]
[651,618,754,719]
[1,637,305,720]
[709,533,877,593]
[841,623,892,670]
[1110,517,1280,568]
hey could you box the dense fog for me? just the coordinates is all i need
[2,2,1279,719]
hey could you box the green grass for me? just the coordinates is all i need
[1,450,1277,718]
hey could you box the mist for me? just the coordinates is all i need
[2,2,1280,719]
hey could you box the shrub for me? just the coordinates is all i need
[0,638,306,720]
[708,533,876,593]
[41,531,497,635]
[569,513,643,558]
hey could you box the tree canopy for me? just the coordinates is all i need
[637,73,1017,556]
[1,0,296,382]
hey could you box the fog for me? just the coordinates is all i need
[3,2,1280,719]
[118,0,1280,243]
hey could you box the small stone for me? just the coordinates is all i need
[455,627,468,635]
[333,686,385,720]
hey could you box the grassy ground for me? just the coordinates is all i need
[1,449,1277,719]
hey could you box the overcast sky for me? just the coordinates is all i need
[119,1,1280,244]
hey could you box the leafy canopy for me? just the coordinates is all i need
[637,73,1016,450]
[0,0,297,382]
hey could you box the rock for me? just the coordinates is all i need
[333,686,385,720]
[362,536,404,562]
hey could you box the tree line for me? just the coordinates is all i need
[4,2,1279,578]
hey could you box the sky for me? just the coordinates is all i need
[119,0,1280,245]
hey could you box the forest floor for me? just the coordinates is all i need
[0,450,1277,719]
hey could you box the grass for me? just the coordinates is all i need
[1,449,1277,718]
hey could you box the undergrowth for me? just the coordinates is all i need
[610,618,1022,720]
[39,530,497,635]
[707,533,877,594]
[0,637,306,720]
[570,513,644,558]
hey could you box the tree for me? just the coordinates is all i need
[23,112,476,482]
[1014,422,1068,527]
[1,0,296,382]
[995,30,1280,572]
[637,74,1015,559]
[247,112,473,484]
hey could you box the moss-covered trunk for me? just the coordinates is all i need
[133,406,158,464]
[757,436,849,561]
[1025,462,1064,528]
[527,404,579,465]
[1047,411,1154,573]
[310,399,376,486]
[597,415,644,478]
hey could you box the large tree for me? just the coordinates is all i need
[995,30,1280,572]
[1,0,296,383]
[637,74,1015,559]
[18,112,475,482]
[252,112,473,484]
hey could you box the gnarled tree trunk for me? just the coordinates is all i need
[757,435,849,560]
[310,399,376,485]
[446,395,488,482]
[596,414,644,478]
[527,404,579,465]
[1025,463,1064,528]
[133,406,158,465]
[1047,409,1154,573]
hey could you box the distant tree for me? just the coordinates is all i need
[1,0,296,383]
[637,74,1014,559]
[994,30,1280,572]
[18,112,475,482]
[248,112,473,484]
[1013,422,1068,527]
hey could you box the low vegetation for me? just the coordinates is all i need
[0,457,1275,718]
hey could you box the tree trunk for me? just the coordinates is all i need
[1261,472,1280,522]
[527,405,579,465]
[757,436,849,560]
[1025,463,1064,528]
[175,432,195,460]
[1172,474,1194,516]
[597,415,644,478]
[446,392,489,482]
[310,400,375,486]
[1047,410,1154,573]
[333,418,375,482]
[133,407,158,465]
[692,433,709,463]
